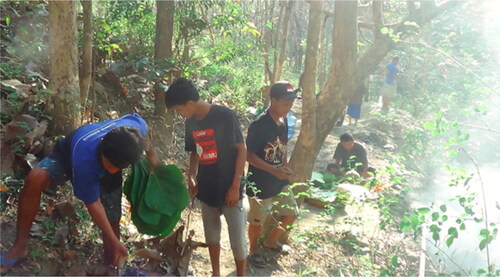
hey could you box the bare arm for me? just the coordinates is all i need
[187,151,199,197]
[86,199,127,264]
[361,162,369,178]
[144,134,159,172]
[226,143,247,206]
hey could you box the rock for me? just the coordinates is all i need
[63,250,78,260]
[66,264,87,276]
[383,143,396,150]
[39,259,63,276]
[53,225,69,246]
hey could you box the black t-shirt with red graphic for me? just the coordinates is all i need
[246,110,289,199]
[185,105,244,207]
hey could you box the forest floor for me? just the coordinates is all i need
[1,96,427,276]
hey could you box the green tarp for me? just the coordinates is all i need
[124,159,188,236]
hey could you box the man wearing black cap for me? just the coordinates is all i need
[246,81,298,267]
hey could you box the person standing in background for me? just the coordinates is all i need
[381,56,400,113]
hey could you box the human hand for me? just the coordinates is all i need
[112,240,128,267]
[225,185,239,207]
[273,166,293,180]
[188,178,198,197]
[148,156,159,173]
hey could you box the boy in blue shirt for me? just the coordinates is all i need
[381,56,400,112]
[0,113,158,274]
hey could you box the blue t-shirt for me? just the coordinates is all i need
[385,63,399,84]
[70,113,147,204]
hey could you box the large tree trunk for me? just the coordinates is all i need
[152,0,175,148]
[289,0,357,184]
[79,0,92,112]
[48,1,80,134]
[267,0,325,244]
[288,0,324,185]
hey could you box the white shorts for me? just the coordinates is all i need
[381,83,397,98]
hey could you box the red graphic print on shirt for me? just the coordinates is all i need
[192,129,218,164]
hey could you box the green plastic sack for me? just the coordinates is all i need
[144,165,186,216]
[124,159,188,236]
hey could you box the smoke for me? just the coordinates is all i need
[409,0,500,273]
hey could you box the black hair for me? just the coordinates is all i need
[393,56,400,62]
[101,126,144,168]
[339,132,354,142]
[165,77,200,108]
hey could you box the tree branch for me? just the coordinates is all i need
[357,0,462,81]
[372,0,383,40]
[407,0,417,17]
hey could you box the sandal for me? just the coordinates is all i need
[1,254,27,276]
[248,253,266,268]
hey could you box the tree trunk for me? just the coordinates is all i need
[79,0,92,113]
[48,0,80,134]
[272,1,294,82]
[289,0,358,184]
[266,0,325,244]
[262,0,275,85]
[153,0,175,147]
[316,15,329,88]
[288,0,324,184]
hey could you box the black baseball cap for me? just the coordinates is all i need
[270,81,296,100]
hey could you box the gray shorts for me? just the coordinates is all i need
[200,200,248,260]
[38,155,123,222]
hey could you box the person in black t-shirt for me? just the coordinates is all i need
[246,81,298,267]
[165,78,247,276]
[327,132,370,178]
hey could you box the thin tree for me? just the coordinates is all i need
[48,0,80,134]
[152,0,175,147]
[79,0,92,114]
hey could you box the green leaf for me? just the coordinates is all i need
[480,229,489,237]
[418,207,430,215]
[432,231,440,241]
[448,227,458,237]
[441,215,448,222]
[391,255,400,267]
[403,21,419,27]
[310,172,325,184]
[479,239,487,251]
[446,236,455,247]
[432,212,439,221]
[6,16,11,26]
[476,268,486,275]
[423,122,434,130]
[102,23,111,32]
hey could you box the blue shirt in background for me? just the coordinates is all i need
[70,113,147,204]
[385,63,399,84]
